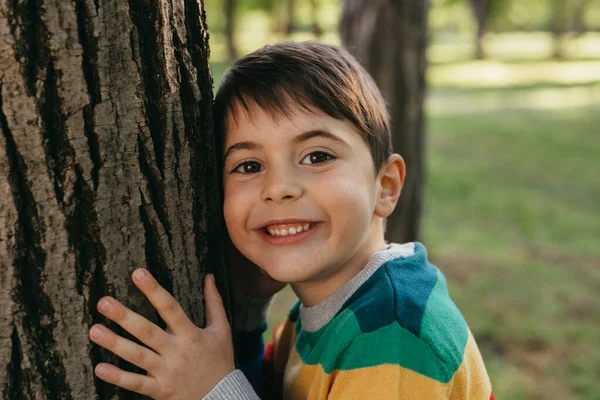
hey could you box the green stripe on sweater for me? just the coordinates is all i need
[420,269,468,378]
[333,320,451,381]
[296,308,361,372]
[296,310,456,382]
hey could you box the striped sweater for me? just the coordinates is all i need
[205,242,494,399]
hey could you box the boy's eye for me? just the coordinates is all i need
[301,151,335,165]
[232,161,263,174]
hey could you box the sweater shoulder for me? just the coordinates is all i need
[337,243,470,381]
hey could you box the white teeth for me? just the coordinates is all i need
[266,223,313,237]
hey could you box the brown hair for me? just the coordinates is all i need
[213,41,392,172]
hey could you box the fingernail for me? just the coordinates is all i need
[134,269,148,282]
[98,299,112,313]
[90,326,105,340]
[207,274,215,285]
[96,365,107,376]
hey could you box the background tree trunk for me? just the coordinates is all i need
[550,0,567,59]
[286,0,297,35]
[310,0,323,38]
[572,0,591,37]
[225,0,238,63]
[0,0,228,398]
[340,0,429,243]
[469,0,489,60]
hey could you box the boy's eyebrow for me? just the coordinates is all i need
[292,129,349,147]
[223,141,261,164]
[223,130,348,164]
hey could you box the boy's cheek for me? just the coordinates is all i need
[222,202,248,246]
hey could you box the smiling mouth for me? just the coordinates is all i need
[262,222,316,237]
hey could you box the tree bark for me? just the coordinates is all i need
[0,0,228,398]
[469,0,489,60]
[340,0,429,243]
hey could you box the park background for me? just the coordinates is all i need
[205,1,600,399]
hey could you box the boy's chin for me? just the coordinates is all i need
[256,266,287,283]
[248,249,334,284]
[258,262,315,285]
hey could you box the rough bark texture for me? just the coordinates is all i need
[0,0,229,398]
[340,0,429,243]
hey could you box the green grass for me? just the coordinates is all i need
[209,29,600,399]
[424,79,600,398]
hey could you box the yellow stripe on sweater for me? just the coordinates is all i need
[279,330,491,400]
[448,330,493,400]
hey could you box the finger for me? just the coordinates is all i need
[89,324,163,373]
[97,296,171,354]
[132,268,194,335]
[94,362,160,396]
[204,274,229,330]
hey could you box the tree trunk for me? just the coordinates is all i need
[270,1,287,35]
[286,0,297,35]
[0,0,228,398]
[310,0,323,38]
[225,0,238,63]
[469,0,489,60]
[551,0,567,59]
[340,0,429,243]
[572,0,591,37]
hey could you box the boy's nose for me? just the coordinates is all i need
[261,170,303,203]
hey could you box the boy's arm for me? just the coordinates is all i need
[225,245,287,399]
[445,330,495,400]
[205,292,281,400]
[231,292,273,394]
[200,290,274,400]
[203,370,260,400]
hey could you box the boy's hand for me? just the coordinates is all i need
[89,269,234,399]
[228,242,287,299]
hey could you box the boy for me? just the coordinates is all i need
[89,41,494,399]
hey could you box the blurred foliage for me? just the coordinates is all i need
[205,0,339,33]
[206,0,600,36]
[431,0,600,32]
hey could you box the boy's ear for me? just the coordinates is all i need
[374,154,406,218]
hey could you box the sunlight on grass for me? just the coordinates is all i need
[484,32,600,60]
[428,84,600,112]
[430,59,600,87]
[427,36,600,112]
[429,32,600,63]
[425,102,600,399]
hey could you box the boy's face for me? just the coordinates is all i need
[222,100,386,286]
